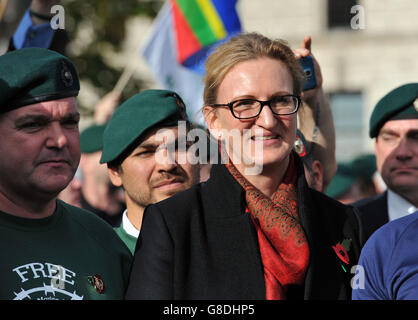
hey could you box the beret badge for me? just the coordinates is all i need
[61,61,74,87]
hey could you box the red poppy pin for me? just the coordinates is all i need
[332,238,352,271]
[87,274,105,294]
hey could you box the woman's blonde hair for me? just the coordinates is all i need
[203,32,305,105]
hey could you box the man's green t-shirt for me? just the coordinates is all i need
[0,200,132,300]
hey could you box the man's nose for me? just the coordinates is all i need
[394,136,414,161]
[45,122,68,149]
[155,147,178,172]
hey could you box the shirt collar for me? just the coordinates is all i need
[121,210,140,238]
[387,189,418,221]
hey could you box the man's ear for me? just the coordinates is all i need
[311,160,324,192]
[203,106,222,140]
[107,166,123,187]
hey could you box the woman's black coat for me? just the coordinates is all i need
[126,158,365,300]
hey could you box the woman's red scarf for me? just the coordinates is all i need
[225,153,310,299]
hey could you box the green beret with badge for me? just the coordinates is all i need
[0,47,79,113]
[100,89,188,164]
[369,82,418,138]
[80,123,107,154]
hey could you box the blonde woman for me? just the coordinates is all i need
[126,33,364,300]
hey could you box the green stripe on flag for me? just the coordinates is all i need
[175,0,217,47]
[196,0,226,40]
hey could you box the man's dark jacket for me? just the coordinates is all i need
[351,192,388,241]
[126,158,366,300]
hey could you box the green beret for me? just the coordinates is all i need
[326,163,356,198]
[100,89,188,164]
[369,83,418,138]
[80,124,107,154]
[350,154,376,179]
[0,47,79,113]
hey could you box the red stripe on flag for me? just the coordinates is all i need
[171,0,202,64]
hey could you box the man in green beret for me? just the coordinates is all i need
[352,83,418,241]
[0,47,131,299]
[101,89,201,254]
[78,123,124,227]
[326,153,380,205]
[326,161,372,205]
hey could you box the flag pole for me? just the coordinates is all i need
[113,63,137,93]
[113,1,170,94]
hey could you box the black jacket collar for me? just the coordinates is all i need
[202,162,247,219]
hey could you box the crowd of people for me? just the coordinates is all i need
[0,0,417,300]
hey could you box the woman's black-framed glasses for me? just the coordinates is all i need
[210,94,301,119]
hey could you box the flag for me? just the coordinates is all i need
[171,0,241,73]
[141,0,241,125]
